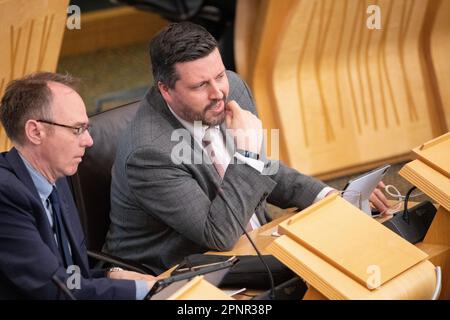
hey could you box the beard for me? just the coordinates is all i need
[178,95,227,126]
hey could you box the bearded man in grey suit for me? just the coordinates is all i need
[104,22,389,274]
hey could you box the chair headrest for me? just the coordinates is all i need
[69,100,140,252]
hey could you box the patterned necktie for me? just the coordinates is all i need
[48,187,74,268]
[203,127,254,232]
[202,127,226,178]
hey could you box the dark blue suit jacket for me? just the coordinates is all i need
[0,148,136,299]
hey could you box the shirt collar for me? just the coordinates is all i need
[18,152,53,203]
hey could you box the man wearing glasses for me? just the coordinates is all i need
[0,72,156,299]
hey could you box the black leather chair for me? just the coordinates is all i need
[69,100,154,274]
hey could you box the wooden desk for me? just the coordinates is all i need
[208,210,296,257]
[226,201,440,300]
[159,210,295,277]
[160,201,441,300]
[158,210,296,299]
[208,201,412,257]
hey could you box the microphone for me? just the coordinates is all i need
[216,187,276,300]
[52,274,76,300]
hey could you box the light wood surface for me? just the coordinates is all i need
[270,198,440,300]
[419,207,450,300]
[429,0,450,130]
[248,0,296,165]
[303,287,327,300]
[60,6,168,57]
[276,194,428,287]
[167,276,234,300]
[0,0,69,152]
[269,235,436,300]
[160,199,443,299]
[210,198,441,300]
[207,210,295,256]
[239,0,450,178]
[416,239,450,300]
[157,211,294,278]
[399,160,450,211]
[412,132,450,179]
[234,0,263,84]
[398,133,450,299]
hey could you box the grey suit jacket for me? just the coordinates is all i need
[104,71,326,274]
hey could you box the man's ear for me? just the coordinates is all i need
[24,119,44,145]
[158,81,172,103]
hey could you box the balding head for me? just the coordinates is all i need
[0,72,79,145]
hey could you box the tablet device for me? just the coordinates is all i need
[343,164,390,216]
[145,256,238,300]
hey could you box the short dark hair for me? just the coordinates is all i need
[149,22,218,89]
[0,72,79,144]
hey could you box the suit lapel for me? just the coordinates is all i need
[6,148,89,273]
[5,148,61,256]
[55,179,89,274]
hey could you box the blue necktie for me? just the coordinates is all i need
[49,187,74,268]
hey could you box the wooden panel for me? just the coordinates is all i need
[424,207,450,248]
[249,0,449,177]
[430,0,450,130]
[412,132,450,178]
[401,132,450,299]
[426,248,450,300]
[0,0,69,151]
[207,210,294,256]
[234,0,262,83]
[60,7,168,57]
[400,160,450,211]
[419,207,450,300]
[251,0,296,163]
[269,236,436,299]
[277,194,428,287]
[303,287,327,300]
[167,276,234,300]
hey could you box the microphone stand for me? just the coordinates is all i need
[216,187,276,300]
[52,275,76,300]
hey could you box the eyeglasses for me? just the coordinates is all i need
[36,120,91,136]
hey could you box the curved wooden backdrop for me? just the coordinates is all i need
[0,0,69,152]
[236,0,449,179]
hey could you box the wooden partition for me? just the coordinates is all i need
[430,0,450,130]
[237,0,449,178]
[0,0,69,152]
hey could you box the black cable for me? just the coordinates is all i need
[216,187,276,300]
[402,186,417,224]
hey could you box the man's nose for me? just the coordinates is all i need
[208,81,224,100]
[81,130,94,148]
